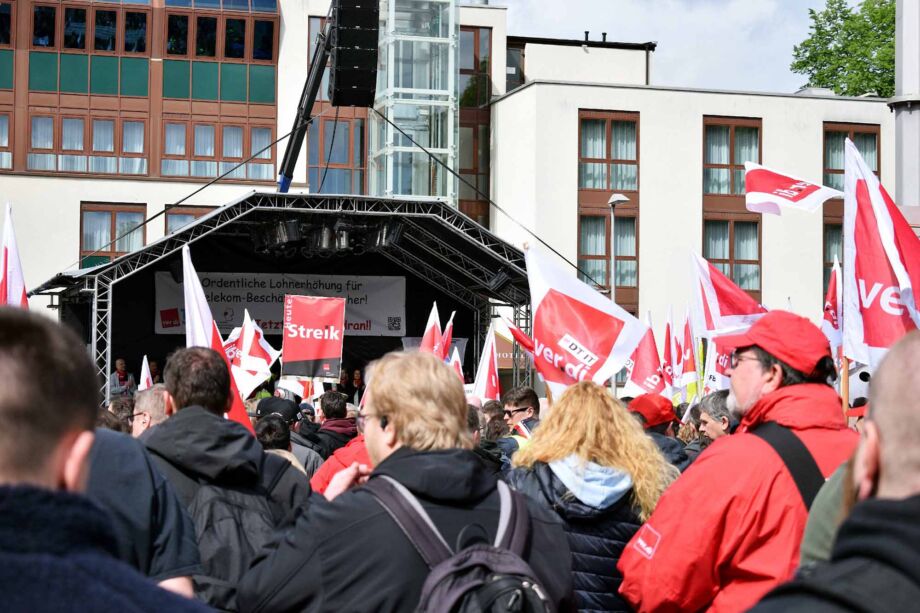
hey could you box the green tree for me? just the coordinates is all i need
[791,0,895,97]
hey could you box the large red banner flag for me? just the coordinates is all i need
[744,161,842,216]
[419,301,443,356]
[691,251,768,336]
[842,138,920,367]
[282,295,346,379]
[471,322,501,401]
[182,246,253,433]
[622,313,667,398]
[502,316,536,355]
[1,202,28,309]
[525,246,646,397]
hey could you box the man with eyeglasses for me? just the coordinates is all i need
[496,386,541,462]
[618,311,858,613]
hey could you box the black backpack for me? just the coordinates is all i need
[364,476,554,613]
[187,459,290,612]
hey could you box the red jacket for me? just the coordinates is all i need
[309,434,371,494]
[617,383,857,613]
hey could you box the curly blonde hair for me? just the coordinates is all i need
[513,381,677,520]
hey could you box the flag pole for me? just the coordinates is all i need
[840,353,850,415]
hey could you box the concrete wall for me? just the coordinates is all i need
[523,44,649,87]
[492,81,895,341]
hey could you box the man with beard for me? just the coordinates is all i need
[618,311,857,612]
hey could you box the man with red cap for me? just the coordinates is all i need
[628,394,690,472]
[618,311,857,613]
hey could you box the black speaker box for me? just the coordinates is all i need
[328,0,379,107]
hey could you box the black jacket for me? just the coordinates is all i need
[683,437,705,463]
[0,485,208,613]
[648,431,691,471]
[507,461,642,613]
[238,447,575,612]
[300,418,358,460]
[143,406,310,520]
[474,439,505,478]
[750,494,920,613]
[87,429,201,582]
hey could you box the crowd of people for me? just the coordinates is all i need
[1,306,916,612]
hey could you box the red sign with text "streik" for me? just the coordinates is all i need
[281,295,346,378]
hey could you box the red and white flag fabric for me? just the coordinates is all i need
[691,252,768,336]
[662,308,678,394]
[622,313,667,398]
[276,377,319,402]
[678,309,701,401]
[449,346,464,382]
[471,322,501,401]
[744,162,843,216]
[439,311,456,360]
[223,309,280,399]
[526,246,646,397]
[702,336,732,395]
[842,138,920,367]
[822,256,842,355]
[502,316,535,355]
[1,202,28,309]
[138,355,153,392]
[182,246,253,433]
[512,421,533,440]
[281,296,346,379]
[419,301,443,356]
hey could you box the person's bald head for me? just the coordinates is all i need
[856,331,920,500]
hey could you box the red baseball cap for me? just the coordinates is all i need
[716,311,831,376]
[629,394,677,429]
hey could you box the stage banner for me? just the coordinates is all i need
[282,295,346,378]
[154,272,405,337]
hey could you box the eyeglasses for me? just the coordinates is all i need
[730,351,760,369]
[356,412,384,432]
[503,407,530,418]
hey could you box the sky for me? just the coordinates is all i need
[488,0,839,93]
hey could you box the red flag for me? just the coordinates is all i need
[623,313,667,398]
[661,309,677,393]
[744,162,842,216]
[449,346,464,382]
[138,355,153,392]
[678,309,700,400]
[502,316,535,355]
[822,257,842,353]
[691,252,767,336]
[182,246,253,433]
[843,138,920,367]
[282,296,346,379]
[419,301,443,356]
[472,323,501,401]
[1,203,28,309]
[439,311,456,360]
[526,246,646,398]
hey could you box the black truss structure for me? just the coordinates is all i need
[34,193,534,400]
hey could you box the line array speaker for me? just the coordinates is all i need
[328,0,379,107]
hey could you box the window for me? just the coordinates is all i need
[196,16,216,57]
[506,41,525,91]
[824,122,879,191]
[252,20,273,61]
[162,121,272,181]
[60,117,86,172]
[64,8,87,50]
[91,119,117,173]
[614,216,638,288]
[165,206,212,233]
[458,123,488,206]
[28,116,55,170]
[224,18,245,59]
[124,12,146,53]
[0,114,11,169]
[703,118,760,195]
[0,3,11,47]
[120,120,146,174]
[94,9,117,52]
[307,118,364,193]
[162,122,188,176]
[166,14,188,55]
[823,223,842,291]
[220,125,245,178]
[80,203,146,265]
[308,17,330,102]
[192,124,216,176]
[249,126,273,180]
[578,215,608,289]
[578,113,639,191]
[703,219,761,295]
[33,6,56,48]
[459,27,490,107]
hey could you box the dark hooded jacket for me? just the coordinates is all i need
[508,458,642,612]
[648,431,691,472]
[237,447,575,613]
[143,406,310,520]
[301,417,358,460]
[0,485,209,613]
[473,439,505,478]
[750,494,920,612]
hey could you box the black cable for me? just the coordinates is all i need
[318,106,340,193]
[370,107,603,288]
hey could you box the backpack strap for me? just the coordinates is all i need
[261,452,292,495]
[752,421,825,510]
[364,475,453,568]
[494,480,530,557]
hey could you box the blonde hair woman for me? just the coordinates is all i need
[507,381,678,613]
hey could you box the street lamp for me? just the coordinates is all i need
[607,193,629,302]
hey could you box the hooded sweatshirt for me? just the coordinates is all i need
[508,455,642,612]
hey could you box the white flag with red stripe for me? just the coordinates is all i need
[702,336,732,395]
[138,355,153,392]
[622,313,667,398]
[822,256,842,354]
[223,309,280,400]
[418,301,443,356]
[526,246,646,397]
[662,308,678,394]
[843,138,920,367]
[183,246,254,433]
[744,162,842,216]
[439,311,456,360]
[471,322,501,401]
[1,203,28,309]
[678,309,701,401]
[691,252,768,337]
[449,346,464,382]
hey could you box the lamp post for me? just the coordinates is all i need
[607,193,630,302]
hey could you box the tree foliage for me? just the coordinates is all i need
[791,0,895,97]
